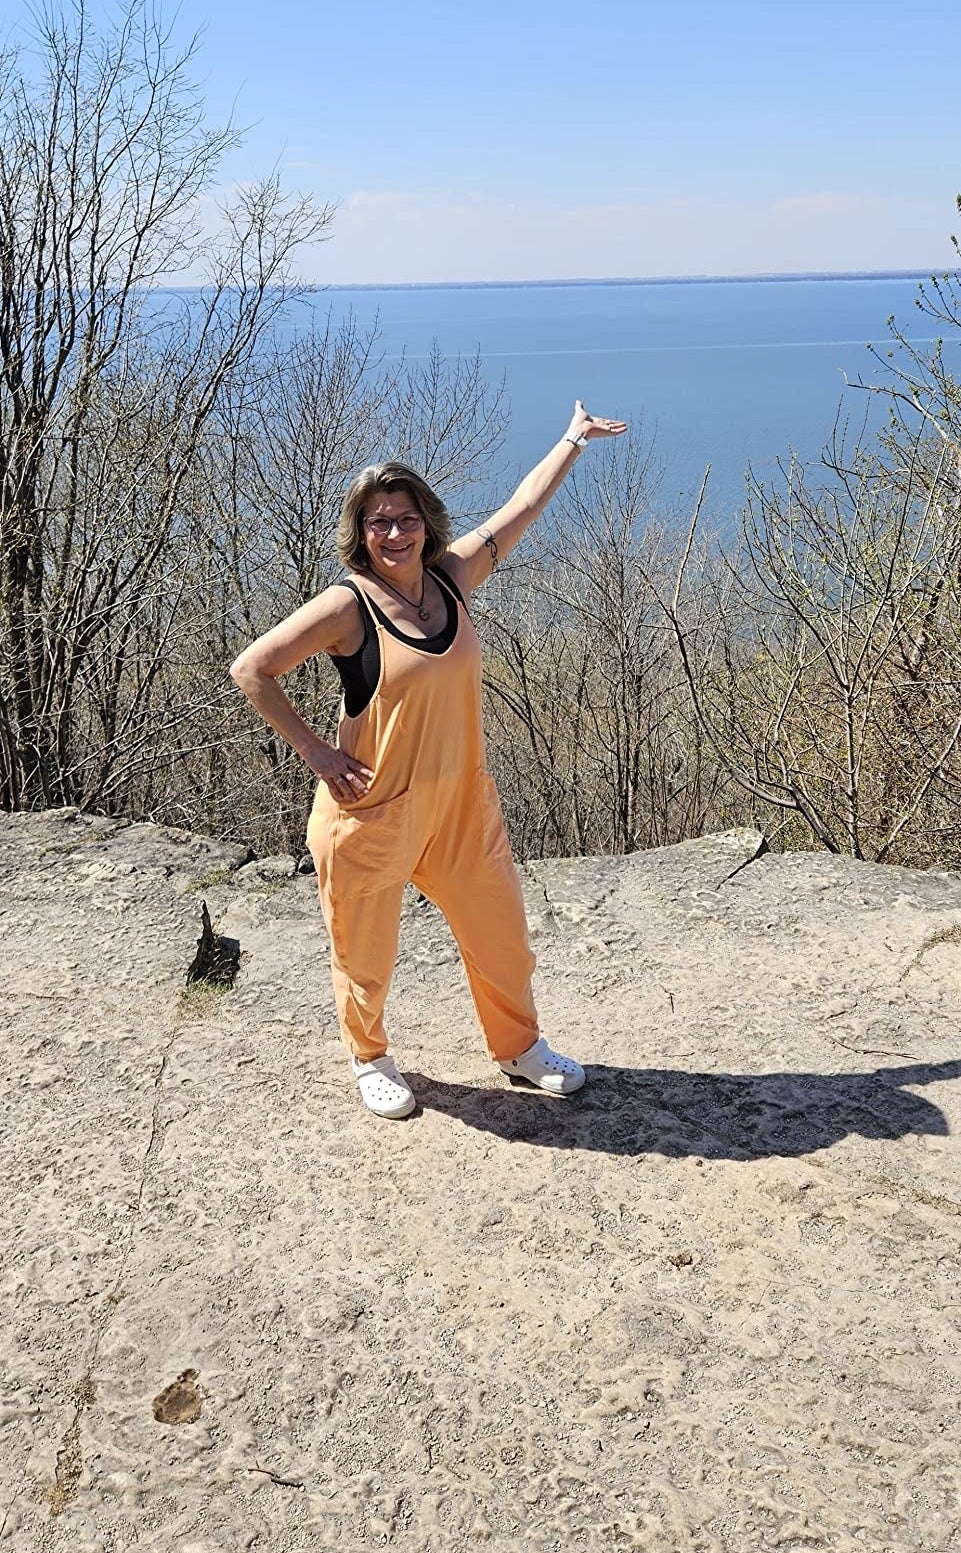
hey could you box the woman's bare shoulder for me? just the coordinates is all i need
[433,553,471,602]
[313,580,366,655]
[234,582,364,677]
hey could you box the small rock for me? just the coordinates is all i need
[235,855,297,882]
[668,1250,694,1268]
[152,1369,202,1424]
[186,903,240,987]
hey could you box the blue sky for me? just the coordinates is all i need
[6,0,961,283]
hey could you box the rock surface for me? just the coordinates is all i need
[1,807,960,1551]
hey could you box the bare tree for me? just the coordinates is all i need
[0,0,332,811]
[478,435,730,859]
[859,201,961,455]
[663,426,961,865]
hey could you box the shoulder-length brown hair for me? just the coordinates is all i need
[336,462,452,572]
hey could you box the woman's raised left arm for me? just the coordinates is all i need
[444,400,627,596]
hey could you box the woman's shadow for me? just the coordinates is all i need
[405,1059,961,1160]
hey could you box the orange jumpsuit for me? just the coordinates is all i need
[306,572,540,1064]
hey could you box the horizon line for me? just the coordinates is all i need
[320,267,943,293]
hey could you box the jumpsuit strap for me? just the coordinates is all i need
[340,577,381,627]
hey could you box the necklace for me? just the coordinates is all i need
[366,567,431,621]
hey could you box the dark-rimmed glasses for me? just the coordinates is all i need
[364,514,424,538]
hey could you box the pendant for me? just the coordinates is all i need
[418,608,430,621]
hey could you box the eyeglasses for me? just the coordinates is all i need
[364,514,424,538]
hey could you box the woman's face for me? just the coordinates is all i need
[362,488,426,576]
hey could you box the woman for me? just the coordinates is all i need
[231,400,627,1118]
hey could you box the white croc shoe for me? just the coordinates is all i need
[352,1055,417,1119]
[498,1036,586,1096]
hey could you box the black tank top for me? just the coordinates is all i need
[330,567,466,717]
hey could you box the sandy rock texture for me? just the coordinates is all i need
[1,807,960,1552]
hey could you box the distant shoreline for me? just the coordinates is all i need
[322,269,939,293]
[159,269,942,297]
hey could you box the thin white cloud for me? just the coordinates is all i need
[772,192,889,219]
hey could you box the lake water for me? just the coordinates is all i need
[288,273,956,519]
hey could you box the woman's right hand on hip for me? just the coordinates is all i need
[308,741,374,804]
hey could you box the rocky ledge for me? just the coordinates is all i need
[1,808,959,1551]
